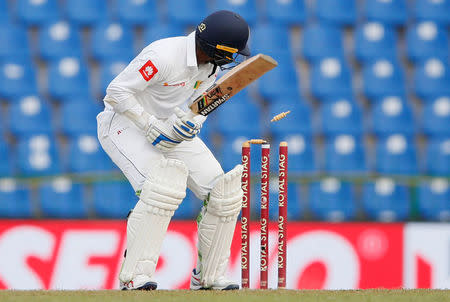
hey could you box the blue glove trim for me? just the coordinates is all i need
[186,121,195,128]
[181,124,193,133]
[173,126,195,139]
[152,134,180,146]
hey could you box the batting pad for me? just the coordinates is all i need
[119,159,188,283]
[197,164,243,287]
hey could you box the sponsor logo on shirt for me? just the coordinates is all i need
[139,60,158,81]
[116,126,128,135]
[163,82,186,87]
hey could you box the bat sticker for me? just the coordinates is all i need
[196,86,233,116]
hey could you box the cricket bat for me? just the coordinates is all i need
[189,54,278,116]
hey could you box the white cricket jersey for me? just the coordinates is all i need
[104,31,217,119]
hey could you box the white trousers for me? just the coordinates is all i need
[97,109,223,201]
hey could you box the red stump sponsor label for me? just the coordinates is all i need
[241,144,251,289]
[278,143,288,288]
[260,144,270,289]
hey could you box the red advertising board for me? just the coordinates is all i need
[404,224,450,289]
[228,222,403,289]
[0,221,405,289]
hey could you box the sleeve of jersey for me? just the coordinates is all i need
[105,51,166,113]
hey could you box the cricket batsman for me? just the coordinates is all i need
[97,10,250,290]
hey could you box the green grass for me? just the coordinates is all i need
[0,289,449,302]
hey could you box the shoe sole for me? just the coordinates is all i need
[191,284,240,290]
[217,284,239,290]
[122,281,158,291]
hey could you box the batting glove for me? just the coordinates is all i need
[172,107,202,141]
[144,114,182,151]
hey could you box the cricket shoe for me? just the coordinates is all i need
[190,269,239,290]
[120,274,157,291]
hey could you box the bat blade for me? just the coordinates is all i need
[190,54,278,116]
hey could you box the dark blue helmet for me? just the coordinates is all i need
[196,10,250,66]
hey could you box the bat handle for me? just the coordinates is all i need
[186,109,198,119]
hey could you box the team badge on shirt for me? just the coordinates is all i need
[193,81,203,89]
[139,60,158,82]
